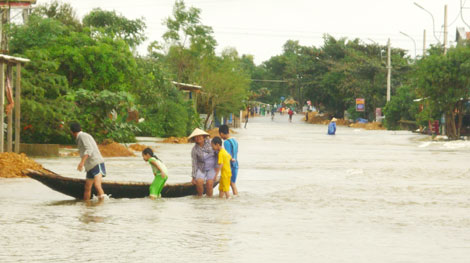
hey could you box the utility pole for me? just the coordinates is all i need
[444,5,448,54]
[423,29,426,57]
[386,38,391,102]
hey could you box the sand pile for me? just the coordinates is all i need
[67,140,135,157]
[129,143,154,152]
[99,141,135,157]
[303,112,385,130]
[207,128,237,138]
[162,137,189,144]
[303,112,331,125]
[0,152,44,178]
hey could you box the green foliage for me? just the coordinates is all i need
[10,14,68,54]
[133,57,199,137]
[196,49,250,127]
[67,89,138,142]
[83,9,146,48]
[383,85,420,130]
[415,46,470,138]
[101,120,140,143]
[54,33,138,92]
[162,0,216,55]
[157,0,217,83]
[19,47,77,144]
[157,1,247,129]
[255,35,411,120]
[33,0,81,30]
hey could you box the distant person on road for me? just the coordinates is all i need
[70,122,107,201]
[219,125,239,196]
[189,128,217,197]
[142,147,168,199]
[271,107,276,120]
[328,117,337,135]
[211,136,232,199]
[288,108,294,122]
[244,107,249,128]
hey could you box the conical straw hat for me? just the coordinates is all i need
[188,128,209,142]
[331,117,338,122]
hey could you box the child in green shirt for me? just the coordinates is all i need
[142,148,168,198]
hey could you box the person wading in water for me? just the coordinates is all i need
[189,128,217,197]
[70,123,107,200]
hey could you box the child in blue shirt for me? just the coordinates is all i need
[219,125,239,195]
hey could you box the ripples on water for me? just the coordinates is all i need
[1,115,470,262]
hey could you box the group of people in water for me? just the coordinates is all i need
[70,122,239,200]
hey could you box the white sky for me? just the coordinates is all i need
[42,0,470,64]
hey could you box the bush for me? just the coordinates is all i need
[383,85,419,130]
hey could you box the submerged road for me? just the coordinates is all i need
[1,114,469,262]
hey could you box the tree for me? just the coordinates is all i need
[83,9,146,48]
[415,46,470,139]
[196,48,250,128]
[10,8,141,143]
[33,0,81,30]
[132,57,199,137]
[383,84,420,129]
[157,0,217,83]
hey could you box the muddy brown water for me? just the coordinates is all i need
[1,115,469,262]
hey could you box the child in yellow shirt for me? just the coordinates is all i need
[211,136,232,199]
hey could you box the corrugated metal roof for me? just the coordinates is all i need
[172,81,202,92]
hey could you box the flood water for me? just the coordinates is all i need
[1,115,470,262]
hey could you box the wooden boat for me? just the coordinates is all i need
[23,169,215,199]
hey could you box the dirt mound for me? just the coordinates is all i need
[0,152,44,178]
[129,143,154,152]
[99,141,135,157]
[207,128,237,138]
[68,141,135,157]
[349,122,386,130]
[303,112,331,125]
[162,137,189,144]
[303,112,384,130]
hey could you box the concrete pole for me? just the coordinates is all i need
[423,29,426,57]
[444,5,448,54]
[0,63,4,152]
[14,63,20,153]
[386,38,391,102]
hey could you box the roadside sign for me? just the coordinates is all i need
[356,98,365,112]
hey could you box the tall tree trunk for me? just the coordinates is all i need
[456,101,464,138]
[204,111,212,130]
[445,112,457,139]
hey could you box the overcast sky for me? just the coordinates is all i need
[46,0,470,64]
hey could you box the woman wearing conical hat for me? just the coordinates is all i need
[328,117,337,135]
[188,128,217,197]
